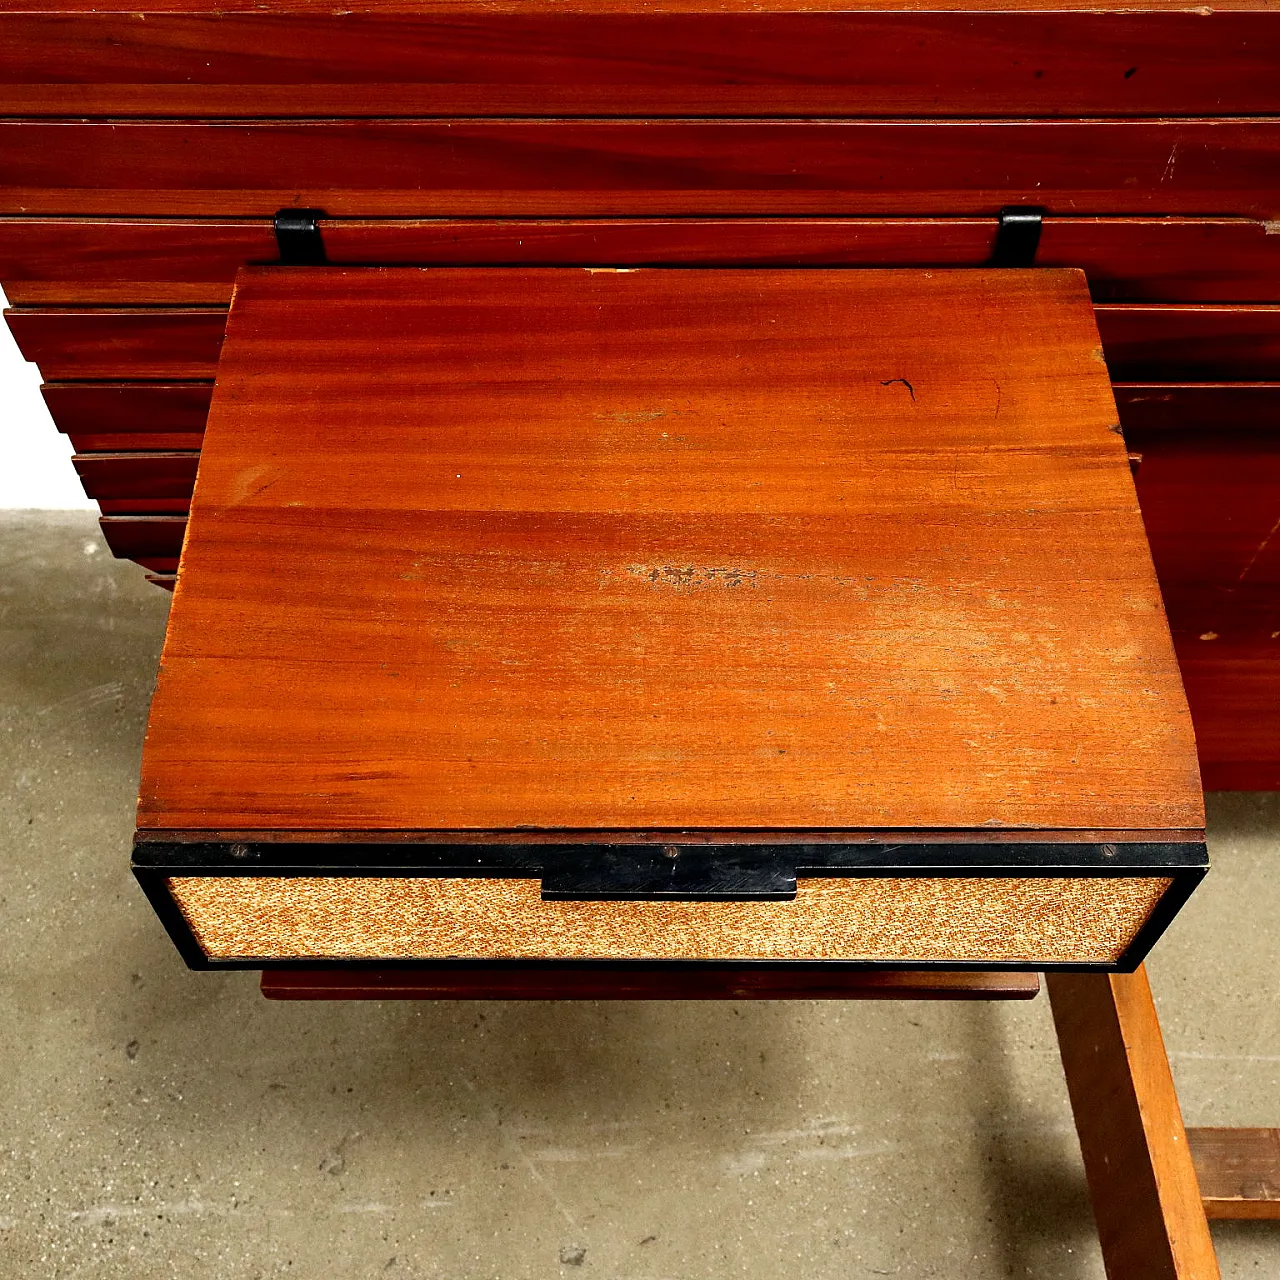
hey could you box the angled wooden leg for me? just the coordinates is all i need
[1047,967,1219,1280]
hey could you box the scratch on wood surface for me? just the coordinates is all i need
[1161,141,1181,184]
[1232,511,1280,587]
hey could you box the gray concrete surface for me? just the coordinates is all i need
[2,510,1279,1279]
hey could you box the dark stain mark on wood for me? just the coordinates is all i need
[880,377,916,401]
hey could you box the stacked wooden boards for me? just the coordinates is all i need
[1,0,1278,787]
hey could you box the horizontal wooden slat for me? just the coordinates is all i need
[17,302,1280,382]
[50,382,1278,465]
[1117,384,1280,434]
[1176,646,1280,791]
[260,966,1042,1000]
[5,308,224,378]
[98,515,185,566]
[2,12,1278,119]
[42,381,212,448]
[73,451,198,502]
[1188,1128,1280,1220]
[6,216,1280,306]
[2,119,1279,218]
[144,571,177,592]
[1098,306,1280,381]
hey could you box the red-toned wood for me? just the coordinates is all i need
[138,266,1202,836]
[72,451,199,502]
[145,572,177,591]
[260,965,1042,1000]
[0,219,277,304]
[1048,968,1219,1280]
[1117,384,1280,436]
[18,302,1280,384]
[5,308,225,378]
[6,216,1280,307]
[1098,306,1280,382]
[1134,430,1280,638]
[42,381,211,450]
[1177,641,1280,792]
[1,12,1277,119]
[99,515,185,565]
[2,119,1279,218]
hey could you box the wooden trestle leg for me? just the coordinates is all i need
[1047,967,1220,1280]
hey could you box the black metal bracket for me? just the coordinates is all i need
[273,208,328,266]
[990,206,1045,268]
[540,846,797,901]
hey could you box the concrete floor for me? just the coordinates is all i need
[2,509,1279,1279]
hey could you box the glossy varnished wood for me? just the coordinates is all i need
[72,452,198,508]
[260,966,1042,1001]
[17,301,1280,385]
[42,381,211,452]
[3,120,1279,218]
[2,10,1278,119]
[4,307,225,379]
[5,216,1280,307]
[138,266,1201,836]
[1116,384,1280,436]
[1097,306,1280,382]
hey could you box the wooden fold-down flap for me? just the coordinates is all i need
[132,266,1205,970]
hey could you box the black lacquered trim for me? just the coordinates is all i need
[132,839,1206,878]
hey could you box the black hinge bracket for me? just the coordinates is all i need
[990,207,1045,268]
[274,208,328,266]
[540,846,797,901]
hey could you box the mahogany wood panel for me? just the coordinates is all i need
[1098,306,1280,382]
[1117,384,1280,436]
[145,572,177,591]
[5,307,225,379]
[2,120,1279,218]
[30,381,1280,467]
[42,381,212,450]
[1134,430,1280,639]
[259,965,1042,1000]
[73,452,198,504]
[1048,968,1219,1280]
[1177,643,1280,792]
[6,216,1280,307]
[99,515,184,567]
[138,266,1201,836]
[1187,1128,1280,1220]
[2,11,1277,118]
[17,302,1280,384]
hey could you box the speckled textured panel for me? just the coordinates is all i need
[166,874,1172,964]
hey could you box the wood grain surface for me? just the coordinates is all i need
[137,266,1201,836]
[1188,1128,1280,1220]
[16,301,1280,385]
[2,11,1277,118]
[3,119,1278,218]
[5,216,1280,306]
[1048,968,1220,1280]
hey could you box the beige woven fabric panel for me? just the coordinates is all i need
[167,874,1172,964]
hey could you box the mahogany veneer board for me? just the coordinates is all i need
[133,266,1206,971]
